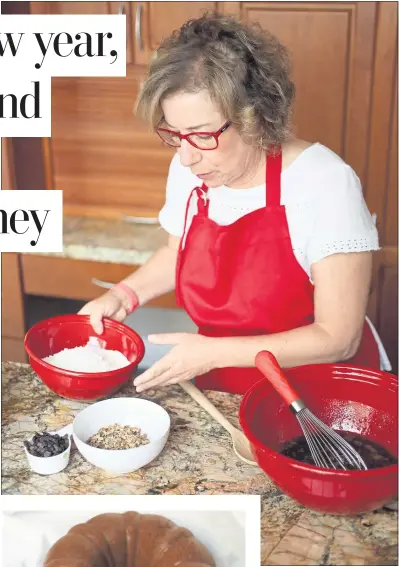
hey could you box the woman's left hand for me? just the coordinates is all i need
[133,333,218,392]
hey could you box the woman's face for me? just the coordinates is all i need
[161,90,260,188]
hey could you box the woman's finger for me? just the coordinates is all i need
[135,369,177,392]
[134,358,172,387]
[78,304,91,315]
[164,376,190,386]
[89,311,104,335]
[114,306,127,322]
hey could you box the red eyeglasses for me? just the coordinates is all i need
[156,120,232,150]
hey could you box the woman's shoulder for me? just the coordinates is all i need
[284,139,350,173]
[280,140,373,223]
[284,140,363,200]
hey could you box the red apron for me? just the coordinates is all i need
[175,150,380,394]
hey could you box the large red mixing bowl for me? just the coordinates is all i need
[240,364,398,515]
[24,315,145,401]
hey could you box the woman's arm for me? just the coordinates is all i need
[79,233,180,334]
[121,233,180,304]
[133,251,374,392]
[214,251,372,368]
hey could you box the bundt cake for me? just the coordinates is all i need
[44,511,216,566]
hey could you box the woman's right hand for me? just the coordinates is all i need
[78,289,129,335]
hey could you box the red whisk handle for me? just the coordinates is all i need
[255,350,301,406]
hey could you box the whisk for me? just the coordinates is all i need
[255,351,368,471]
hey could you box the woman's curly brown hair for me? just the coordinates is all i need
[135,14,295,149]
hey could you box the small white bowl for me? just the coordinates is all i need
[24,434,71,475]
[72,397,171,474]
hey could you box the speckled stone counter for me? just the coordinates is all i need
[2,363,398,566]
[35,215,168,265]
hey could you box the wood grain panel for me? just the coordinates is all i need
[21,254,178,308]
[384,68,398,248]
[30,2,111,14]
[50,66,175,217]
[1,337,27,363]
[220,2,241,18]
[133,2,219,65]
[343,2,377,186]
[2,253,26,338]
[363,2,398,218]
[242,2,377,189]
[1,138,15,190]
[242,2,351,155]
[378,265,398,374]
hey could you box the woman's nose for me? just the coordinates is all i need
[178,140,201,167]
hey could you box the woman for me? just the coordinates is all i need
[79,14,390,394]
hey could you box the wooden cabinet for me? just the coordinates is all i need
[1,144,27,362]
[2,254,27,363]
[240,2,377,186]
[131,2,219,65]
[34,1,398,218]
[21,255,177,308]
[30,1,226,66]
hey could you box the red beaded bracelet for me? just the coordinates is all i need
[111,282,139,314]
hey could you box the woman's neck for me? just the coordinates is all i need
[226,138,314,190]
[228,149,266,189]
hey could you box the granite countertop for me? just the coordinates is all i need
[2,362,397,566]
[32,215,168,265]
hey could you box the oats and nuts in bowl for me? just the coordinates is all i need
[87,424,149,450]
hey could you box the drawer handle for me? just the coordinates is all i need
[118,2,129,51]
[92,278,114,289]
[120,214,159,225]
[135,3,143,52]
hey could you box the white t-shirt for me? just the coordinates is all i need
[158,142,391,370]
[159,143,379,277]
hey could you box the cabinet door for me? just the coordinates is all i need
[132,1,219,65]
[2,253,27,362]
[241,1,376,188]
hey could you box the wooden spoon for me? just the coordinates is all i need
[179,380,258,466]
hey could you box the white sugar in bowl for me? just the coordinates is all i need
[72,397,171,474]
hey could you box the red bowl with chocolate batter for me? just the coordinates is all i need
[240,364,398,515]
[24,315,145,401]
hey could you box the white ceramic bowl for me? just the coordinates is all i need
[72,397,171,474]
[24,434,71,475]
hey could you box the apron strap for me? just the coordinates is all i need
[176,182,209,305]
[196,182,209,215]
[180,184,208,252]
[266,148,282,207]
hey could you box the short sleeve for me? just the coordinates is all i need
[307,164,380,266]
[158,154,198,236]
